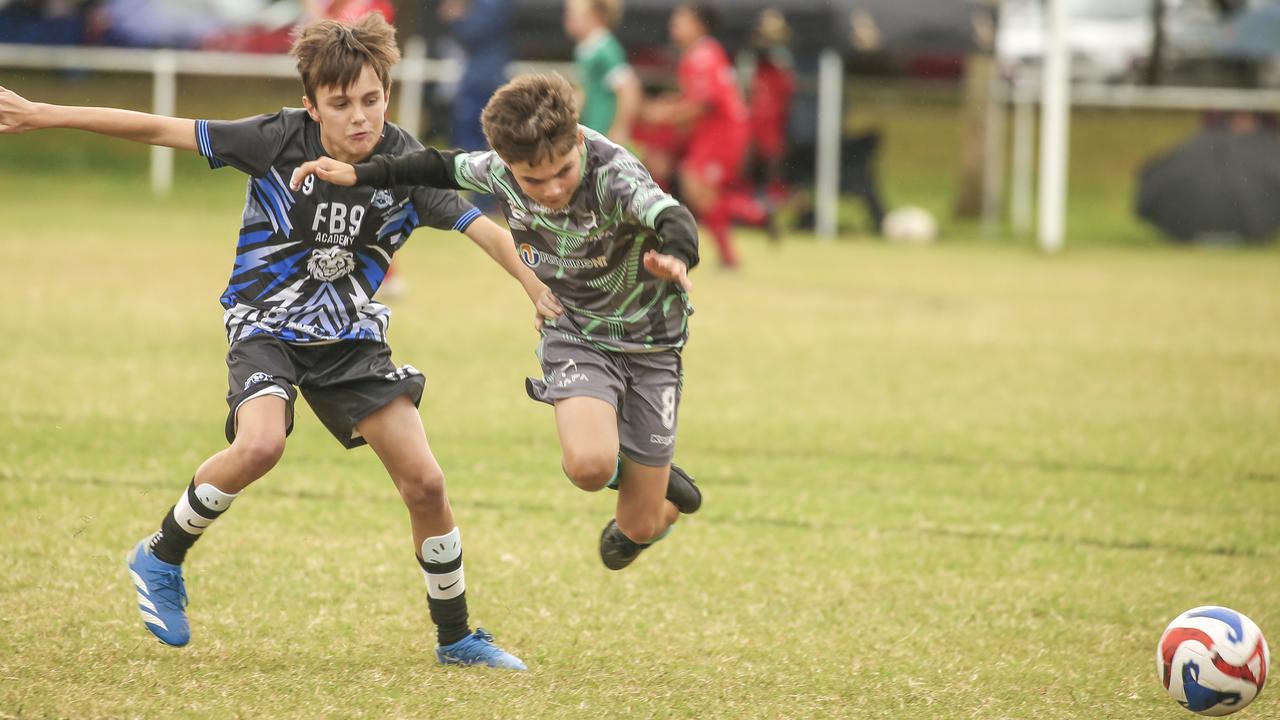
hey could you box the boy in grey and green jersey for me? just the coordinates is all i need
[291,73,703,573]
[448,128,691,352]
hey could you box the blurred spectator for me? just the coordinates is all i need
[0,0,86,45]
[564,0,641,146]
[440,0,511,153]
[1203,110,1278,135]
[744,8,794,207]
[92,0,242,48]
[717,7,794,242]
[204,0,393,54]
[303,0,393,24]
[643,2,749,269]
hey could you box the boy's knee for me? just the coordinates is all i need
[562,451,616,491]
[232,432,285,476]
[398,467,447,513]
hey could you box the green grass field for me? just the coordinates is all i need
[1,75,1278,719]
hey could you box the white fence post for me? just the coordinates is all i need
[1011,76,1035,236]
[398,35,427,139]
[1037,0,1071,252]
[815,48,843,242]
[151,49,177,197]
[981,59,1007,239]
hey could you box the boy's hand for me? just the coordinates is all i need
[643,250,693,291]
[0,85,44,134]
[290,157,357,190]
[531,285,564,332]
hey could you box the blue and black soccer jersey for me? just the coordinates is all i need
[197,109,481,344]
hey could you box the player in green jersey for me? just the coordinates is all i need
[564,0,642,147]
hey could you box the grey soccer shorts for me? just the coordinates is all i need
[525,332,683,466]
[224,334,425,449]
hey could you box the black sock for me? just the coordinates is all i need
[418,554,470,646]
[149,510,198,565]
[148,479,236,565]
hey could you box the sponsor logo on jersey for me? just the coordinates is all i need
[518,243,607,270]
[371,189,394,210]
[519,243,540,267]
[307,246,356,281]
[649,433,674,446]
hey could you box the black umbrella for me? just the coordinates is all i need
[1136,128,1280,243]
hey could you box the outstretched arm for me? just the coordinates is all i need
[291,148,464,191]
[641,94,705,126]
[463,215,564,329]
[0,85,197,150]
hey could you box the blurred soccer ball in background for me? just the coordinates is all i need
[1157,606,1269,716]
[882,206,938,245]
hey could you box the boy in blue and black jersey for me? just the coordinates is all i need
[0,14,555,669]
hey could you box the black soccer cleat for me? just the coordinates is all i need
[666,464,702,514]
[599,518,650,571]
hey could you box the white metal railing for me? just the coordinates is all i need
[985,71,1280,247]
[0,42,583,187]
[0,40,847,240]
[0,38,462,195]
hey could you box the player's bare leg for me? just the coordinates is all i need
[357,394,454,548]
[357,394,524,670]
[680,165,739,268]
[128,394,287,646]
[598,459,679,571]
[194,394,287,494]
[615,458,679,543]
[554,396,621,491]
[552,396,696,509]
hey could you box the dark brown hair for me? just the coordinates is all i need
[481,73,581,166]
[291,13,400,102]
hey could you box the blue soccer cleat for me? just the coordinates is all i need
[436,628,526,670]
[127,539,190,647]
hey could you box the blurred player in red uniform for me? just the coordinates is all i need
[746,8,794,207]
[307,0,395,24]
[644,2,748,268]
[719,7,794,241]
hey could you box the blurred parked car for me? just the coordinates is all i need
[996,0,1273,87]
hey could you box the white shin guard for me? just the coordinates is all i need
[421,527,465,600]
[172,483,239,535]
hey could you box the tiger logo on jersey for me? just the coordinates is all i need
[307,246,356,281]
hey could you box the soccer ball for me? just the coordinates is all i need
[1157,606,1270,716]
[882,206,937,245]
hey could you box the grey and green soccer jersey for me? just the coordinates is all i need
[197,109,480,345]
[453,128,690,352]
[575,30,632,133]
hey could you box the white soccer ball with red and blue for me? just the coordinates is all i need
[1157,606,1269,716]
